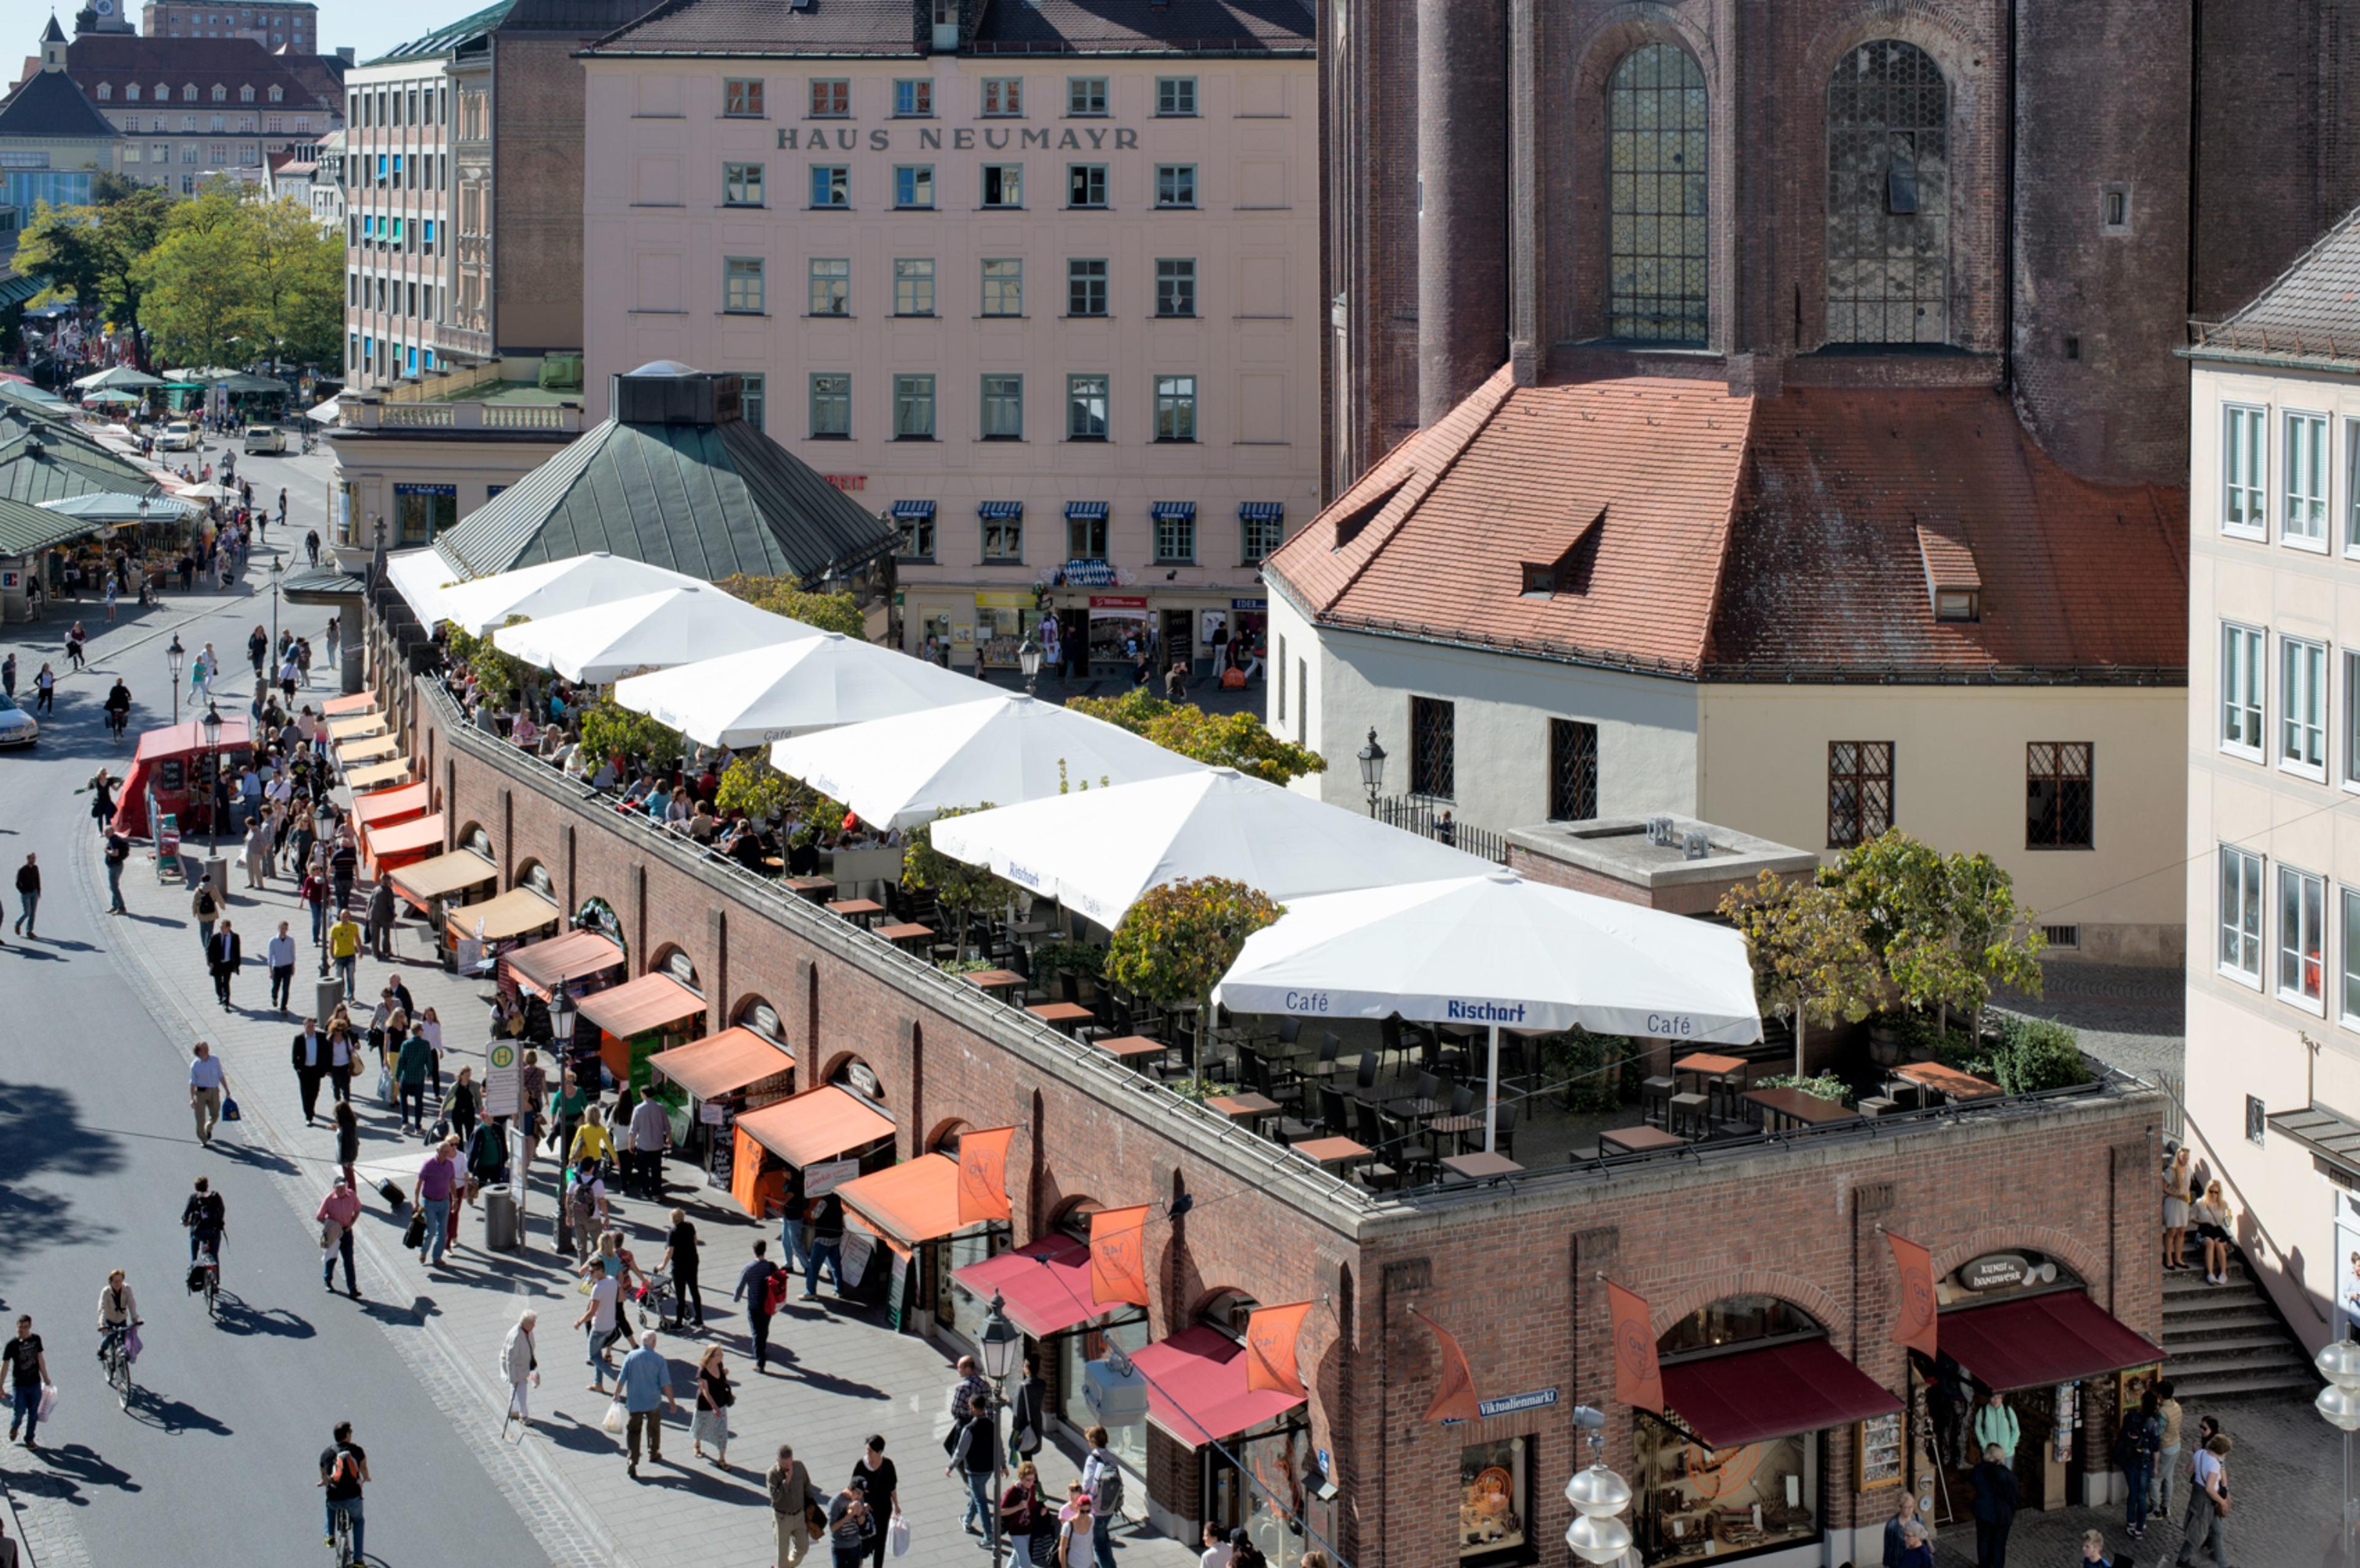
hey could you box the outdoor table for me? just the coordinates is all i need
[965,968,1026,1000]
[1744,1086,1859,1132]
[1293,1136,1371,1172]
[1096,1035,1169,1068]
[1599,1125,1689,1157]
[1027,1001,1095,1035]
[827,898,886,926]
[1426,1111,1484,1155]
[1382,1095,1442,1121]
[875,922,935,951]
[1442,1151,1525,1180]
[760,856,785,873]
[784,875,836,902]
[1890,1061,2003,1105]
[1010,919,1053,938]
[1674,1051,1752,1122]
[1205,1092,1281,1131]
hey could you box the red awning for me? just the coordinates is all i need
[1129,1325,1305,1448]
[505,928,625,997]
[321,693,379,718]
[1939,1291,2166,1394]
[576,971,703,1038]
[362,812,444,875]
[951,1236,1100,1338]
[352,781,430,829]
[1659,1338,1902,1450]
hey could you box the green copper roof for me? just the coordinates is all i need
[369,0,518,63]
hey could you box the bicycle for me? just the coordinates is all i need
[98,1325,134,1409]
[106,706,127,746]
[192,1247,220,1319]
[327,1499,356,1566]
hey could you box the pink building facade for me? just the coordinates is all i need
[579,1,1318,672]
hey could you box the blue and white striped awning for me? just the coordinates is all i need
[1150,501,1197,522]
[1065,500,1109,522]
[1239,501,1284,522]
[891,500,936,520]
[977,501,1025,519]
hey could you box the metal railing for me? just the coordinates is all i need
[1369,794,1509,864]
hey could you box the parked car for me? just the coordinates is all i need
[159,420,197,452]
[240,424,286,455]
[0,691,37,748]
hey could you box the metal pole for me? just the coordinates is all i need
[991,1373,1008,1568]
[2346,1427,2354,1568]
[1484,1022,1501,1152]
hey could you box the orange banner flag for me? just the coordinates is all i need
[954,1126,1017,1225]
[1887,1231,1938,1358]
[1410,1309,1481,1424]
[1245,1301,1316,1397]
[1607,1280,1663,1414]
[1089,1205,1152,1309]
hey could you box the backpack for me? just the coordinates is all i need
[323,1448,356,1487]
[1092,1460,1124,1518]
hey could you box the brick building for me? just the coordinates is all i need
[360,585,2169,1568]
[140,0,318,54]
[1321,0,2360,495]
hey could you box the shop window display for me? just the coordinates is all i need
[1459,1437,1532,1561]
[1637,1421,1815,1564]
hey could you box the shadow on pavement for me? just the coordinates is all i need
[209,1293,315,1340]
[7,1440,141,1503]
[126,1391,234,1437]
[0,1084,127,1257]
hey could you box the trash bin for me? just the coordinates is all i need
[315,978,345,1022]
[482,1183,520,1252]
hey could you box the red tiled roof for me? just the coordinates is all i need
[1267,377,2187,682]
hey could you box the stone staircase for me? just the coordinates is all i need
[2160,1253,2319,1400]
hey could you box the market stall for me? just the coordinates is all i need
[350,781,430,836]
[836,1150,1009,1340]
[111,715,254,839]
[573,970,706,1098]
[728,1083,896,1225]
[953,1226,1151,1454]
[443,884,561,974]
[360,812,444,880]
[387,847,497,915]
[647,1026,798,1191]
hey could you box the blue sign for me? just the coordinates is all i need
[1476,1386,1559,1420]
[1230,598,1267,610]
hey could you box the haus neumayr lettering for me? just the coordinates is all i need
[777,124,1144,152]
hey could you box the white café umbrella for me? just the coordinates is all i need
[385,548,465,627]
[494,585,815,684]
[930,766,1493,929]
[612,632,975,748]
[1213,871,1763,1151]
[429,552,709,635]
[768,693,1201,831]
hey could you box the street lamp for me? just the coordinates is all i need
[1564,1405,1634,1566]
[167,633,185,724]
[270,552,285,650]
[550,973,579,1255]
[2319,1338,2360,1568]
[1017,635,1042,698]
[1356,727,1386,816]
[977,1292,1024,1568]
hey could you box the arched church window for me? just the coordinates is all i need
[1826,39,1948,344]
[1607,44,1709,343]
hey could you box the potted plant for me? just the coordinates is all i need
[1105,877,1284,1073]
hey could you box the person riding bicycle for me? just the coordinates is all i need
[318,1419,369,1560]
[181,1176,226,1270]
[94,1268,140,1367]
[103,679,131,735]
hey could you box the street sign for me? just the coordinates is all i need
[485,1039,520,1117]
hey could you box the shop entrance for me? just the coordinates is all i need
[1927,1381,2065,1524]
[1206,1425,1323,1568]
[1159,609,1194,677]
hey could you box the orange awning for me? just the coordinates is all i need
[649,1027,795,1100]
[321,693,379,717]
[352,781,431,829]
[576,971,704,1039]
[449,885,560,944]
[734,1086,894,1169]
[836,1153,970,1249]
[362,812,444,876]
[505,928,624,995]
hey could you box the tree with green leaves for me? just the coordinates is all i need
[444,619,533,712]
[1819,829,2045,1038]
[244,196,342,367]
[1106,876,1286,1069]
[1066,688,1327,785]
[575,700,684,775]
[713,575,867,637]
[714,755,793,822]
[1717,869,1881,1078]
[134,184,257,369]
[900,804,1002,957]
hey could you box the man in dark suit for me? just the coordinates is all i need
[291,1016,328,1124]
[208,919,243,1010]
[1970,1441,2020,1568]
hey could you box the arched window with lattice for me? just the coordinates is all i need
[1825,39,1948,344]
[1606,43,1709,344]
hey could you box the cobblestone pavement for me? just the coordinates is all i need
[81,713,1200,1568]
[1999,959,2187,1081]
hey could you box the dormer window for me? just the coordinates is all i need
[1519,510,1605,599]
[240,84,254,103]
[211,84,227,102]
[1916,523,1981,624]
[96,83,112,100]
[125,83,140,100]
[1935,588,1980,622]
[1331,477,1407,552]
[183,84,197,101]
[268,84,282,102]
[1520,563,1557,598]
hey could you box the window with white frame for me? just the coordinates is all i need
[809,165,848,207]
[2283,635,2329,774]
[809,374,850,437]
[2348,420,2360,555]
[1068,257,1107,316]
[981,78,1022,117]
[2220,844,2264,983]
[1156,76,1198,116]
[2343,886,2360,1027]
[2223,404,2267,535]
[894,374,936,439]
[2281,863,2326,1005]
[981,257,1022,316]
[723,162,764,206]
[1068,76,1107,116]
[1154,375,1197,442]
[809,79,849,117]
[2286,410,2329,544]
[723,78,765,118]
[740,373,765,433]
[2222,622,2265,755]
[1155,164,1197,208]
[894,165,934,209]
[1155,257,1197,317]
[1066,374,1107,440]
[1067,163,1107,208]
[894,79,932,117]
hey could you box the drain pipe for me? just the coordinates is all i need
[2000,0,2018,394]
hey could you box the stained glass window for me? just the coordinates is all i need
[1607,44,1709,343]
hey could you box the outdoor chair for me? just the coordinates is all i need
[1319,1086,1353,1138]
[1639,1075,1676,1128]
[1351,1051,1383,1101]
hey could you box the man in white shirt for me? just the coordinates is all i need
[266,920,297,1014]
[1198,1522,1233,1568]
[188,1042,228,1147]
[626,1092,670,1199]
[575,1271,621,1393]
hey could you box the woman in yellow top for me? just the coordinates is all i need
[569,1104,616,1167]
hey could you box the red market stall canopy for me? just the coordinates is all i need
[576,972,704,1039]
[836,1153,966,1249]
[321,693,379,718]
[648,1027,795,1100]
[1130,1325,1306,1448]
[351,781,430,832]
[362,812,444,878]
[449,885,562,944]
[506,928,625,997]
[1938,1292,2166,1394]
[735,1085,894,1169]
[1659,1338,1902,1451]
[111,715,255,838]
[388,849,497,912]
[951,1235,1099,1338]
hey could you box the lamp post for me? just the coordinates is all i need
[977,1292,1024,1568]
[1017,635,1042,698]
[1564,1405,1634,1566]
[269,552,285,650]
[1357,727,1386,817]
[166,633,185,724]
[200,702,224,849]
[2320,1338,2360,1568]
[549,974,578,1254]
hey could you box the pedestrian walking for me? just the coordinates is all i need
[948,1392,1002,1548]
[851,1435,900,1568]
[5,1315,50,1450]
[366,879,395,961]
[502,1309,540,1428]
[617,1330,675,1478]
[11,854,37,938]
[1001,1460,1051,1565]
[1055,1497,1099,1568]
[2,653,14,697]
[207,917,243,1009]
[1969,1441,2018,1568]
[2076,1526,2113,1566]
[332,1099,360,1193]
[31,664,50,715]
[734,1240,782,1372]
[2154,1379,2184,1516]
[2172,1431,2233,1568]
[1079,1425,1120,1561]
[661,1208,704,1328]
[1881,1491,1933,1567]
[192,880,221,955]
[827,1488,879,1568]
[305,528,320,568]
[578,1264,621,1392]
[103,825,130,914]
[188,1040,227,1146]
[395,1025,433,1134]
[768,1442,816,1567]
[329,836,357,911]
[267,920,297,1013]
[327,909,361,997]
[446,1064,480,1142]
[317,1174,360,1296]
[412,1135,460,1268]
[805,1190,846,1299]
[691,1344,733,1467]
[326,615,340,668]
[628,1089,670,1199]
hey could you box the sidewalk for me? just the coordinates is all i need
[83,758,1197,1568]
